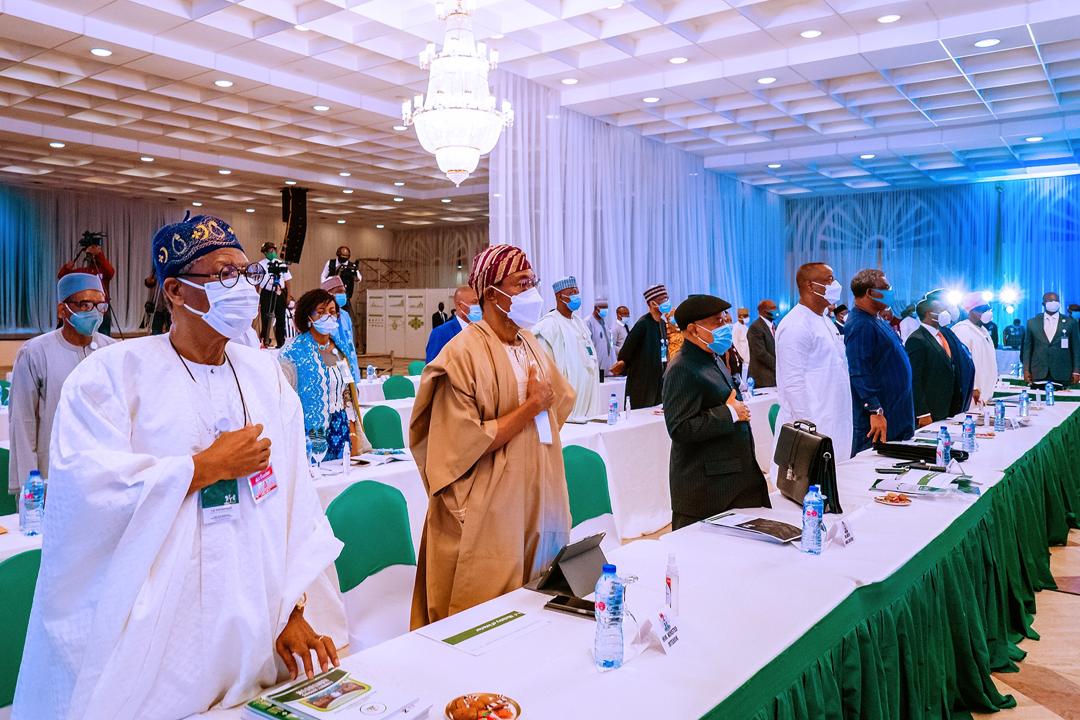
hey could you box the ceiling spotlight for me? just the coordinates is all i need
[140,156,154,162]
[757,76,777,85]
[877,14,901,24]
[860,153,876,160]
[214,79,234,88]
[376,224,385,229]
[294,24,309,31]
[218,169,231,174]
[441,198,452,203]
[245,208,255,213]
[800,29,822,39]
[1025,136,1044,143]
[561,78,579,85]
[312,104,330,111]
[668,57,689,65]
[974,38,1000,48]
[343,189,354,194]
[284,179,297,185]
[337,219,346,224]
[999,287,1019,303]
[393,181,405,186]
[49,141,65,149]
[768,163,782,169]
[90,48,112,57]
[393,197,404,202]
[981,290,994,302]
[642,96,661,103]
[192,201,203,207]
[339,171,351,177]
[392,124,408,131]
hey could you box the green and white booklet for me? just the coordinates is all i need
[871,472,980,497]
[243,668,425,719]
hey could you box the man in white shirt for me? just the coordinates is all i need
[775,263,853,464]
[533,276,601,421]
[257,241,292,348]
[612,305,630,355]
[952,293,997,409]
[585,297,616,374]
[731,307,750,370]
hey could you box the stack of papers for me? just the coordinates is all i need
[871,472,979,498]
[243,669,427,720]
[701,512,802,544]
[353,449,411,466]
[417,608,547,656]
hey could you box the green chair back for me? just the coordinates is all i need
[0,379,9,405]
[407,360,426,376]
[0,447,14,516]
[768,403,781,434]
[382,375,416,400]
[0,548,42,707]
[325,481,415,593]
[562,446,613,528]
[362,405,405,450]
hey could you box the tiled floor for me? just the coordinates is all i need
[974,530,1080,720]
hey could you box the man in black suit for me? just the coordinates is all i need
[905,296,973,426]
[747,299,778,387]
[663,295,770,531]
[431,302,448,329]
[1022,292,1080,387]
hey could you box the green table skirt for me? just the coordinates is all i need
[707,410,1080,720]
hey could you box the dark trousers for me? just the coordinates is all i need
[671,482,772,531]
[259,289,286,347]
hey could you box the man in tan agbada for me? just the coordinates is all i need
[409,244,575,628]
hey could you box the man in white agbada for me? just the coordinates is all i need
[14,214,344,720]
[7,273,115,497]
[774,262,854,465]
[951,292,997,409]
[533,276,602,422]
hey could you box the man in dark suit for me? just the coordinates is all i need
[425,286,478,363]
[746,299,777,387]
[1022,292,1080,387]
[662,294,770,530]
[905,296,974,426]
[611,284,674,409]
[431,302,448,329]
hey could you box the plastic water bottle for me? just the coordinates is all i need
[1045,381,1056,407]
[593,564,625,670]
[623,396,632,421]
[1019,390,1030,418]
[800,485,823,555]
[607,393,618,425]
[994,400,1006,432]
[962,415,977,453]
[366,364,376,381]
[935,426,952,466]
[21,470,45,536]
[665,553,680,615]
[746,376,756,398]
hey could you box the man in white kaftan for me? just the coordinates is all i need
[952,292,998,409]
[533,276,602,422]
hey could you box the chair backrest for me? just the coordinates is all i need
[0,379,9,405]
[562,445,613,527]
[407,360,426,376]
[362,405,405,449]
[768,403,781,434]
[325,481,415,593]
[0,447,14,516]
[0,548,42,707]
[382,375,416,400]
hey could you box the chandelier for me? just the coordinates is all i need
[401,0,513,187]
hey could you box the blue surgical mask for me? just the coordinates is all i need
[467,304,482,323]
[699,323,733,356]
[658,301,672,314]
[311,314,338,336]
[566,294,582,312]
[872,287,895,308]
[67,309,103,337]
[334,293,347,307]
[598,308,609,319]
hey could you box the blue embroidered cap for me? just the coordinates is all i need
[552,276,578,293]
[153,211,242,284]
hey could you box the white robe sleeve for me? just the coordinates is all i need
[7,342,40,493]
[776,318,815,421]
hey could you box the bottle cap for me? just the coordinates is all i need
[809,484,820,493]
[602,563,616,574]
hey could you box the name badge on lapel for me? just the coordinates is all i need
[201,478,240,523]
[247,465,278,504]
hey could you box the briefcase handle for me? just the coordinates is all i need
[793,419,818,434]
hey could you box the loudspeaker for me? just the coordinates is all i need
[280,186,308,263]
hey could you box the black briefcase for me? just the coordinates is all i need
[773,419,843,514]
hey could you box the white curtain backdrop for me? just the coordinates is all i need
[489,70,786,317]
[391,224,489,289]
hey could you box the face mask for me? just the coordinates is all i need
[979,310,992,324]
[467,304,483,323]
[739,317,748,325]
[334,293,347,307]
[337,255,349,263]
[67,308,103,337]
[1045,301,1060,314]
[658,301,672,314]
[813,280,842,304]
[179,279,259,340]
[265,251,277,260]
[872,287,895,308]
[493,286,545,329]
[698,323,733,356]
[934,310,952,327]
[311,314,339,336]
[762,310,775,321]
[566,294,582,312]
[598,308,608,319]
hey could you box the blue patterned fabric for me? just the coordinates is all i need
[152,212,242,284]
[280,331,349,438]
[326,409,349,461]
[332,309,361,385]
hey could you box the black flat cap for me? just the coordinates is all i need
[674,294,731,330]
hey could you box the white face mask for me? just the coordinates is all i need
[934,310,952,327]
[980,310,993,325]
[1045,301,1060,314]
[493,286,545,330]
[179,278,259,340]
[311,314,339,336]
[813,280,843,304]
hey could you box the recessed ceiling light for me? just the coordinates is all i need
[800,29,822,39]
[642,96,661,103]
[768,163,782,169]
[337,219,346,224]
[214,79,234,88]
[312,104,330,111]
[192,201,203,207]
[393,197,404,202]
[90,48,112,57]
[1025,136,1044,143]
[393,181,405,186]
[339,171,351,177]
[294,24,309,31]
[757,76,777,85]
[284,179,297,185]
[49,141,65,149]
[376,224,385,229]
[343,189,353,194]
[877,14,901,24]
[860,153,876,160]
[491,33,504,40]
[245,208,255,213]
[140,156,154,162]
[441,198,452,203]
[392,124,408,131]
[561,78,578,85]
[668,56,689,65]
[974,38,1000,48]
[218,169,231,175]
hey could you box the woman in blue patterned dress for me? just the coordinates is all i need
[279,289,360,461]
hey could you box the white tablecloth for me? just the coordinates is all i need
[313,460,426,549]
[744,388,780,472]
[358,398,415,449]
[0,513,39,565]
[354,377,388,403]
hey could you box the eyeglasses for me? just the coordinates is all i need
[179,263,265,288]
[65,300,109,314]
[502,275,541,292]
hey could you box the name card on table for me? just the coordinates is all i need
[824,518,856,548]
